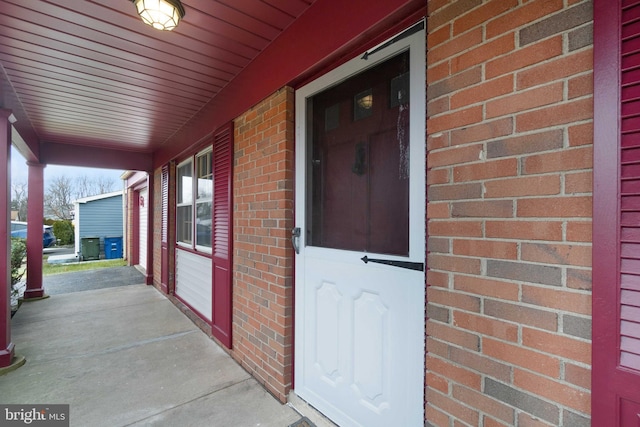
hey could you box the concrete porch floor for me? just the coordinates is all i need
[0,283,303,426]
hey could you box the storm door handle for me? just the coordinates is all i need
[361,255,424,271]
[292,227,301,254]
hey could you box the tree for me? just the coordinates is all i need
[44,175,75,220]
[75,174,118,199]
[11,180,28,221]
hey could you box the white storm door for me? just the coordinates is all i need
[294,24,426,427]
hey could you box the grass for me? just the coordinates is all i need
[42,257,127,276]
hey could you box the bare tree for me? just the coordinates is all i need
[75,174,117,199]
[11,180,28,221]
[44,175,75,220]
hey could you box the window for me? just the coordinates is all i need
[196,150,213,248]
[176,148,213,250]
[176,160,193,245]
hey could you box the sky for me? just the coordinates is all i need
[10,145,124,187]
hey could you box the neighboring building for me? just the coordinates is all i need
[73,191,124,259]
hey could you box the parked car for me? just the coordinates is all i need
[10,221,57,248]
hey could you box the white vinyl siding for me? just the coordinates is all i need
[175,248,212,321]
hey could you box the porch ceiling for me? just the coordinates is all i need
[0,0,314,162]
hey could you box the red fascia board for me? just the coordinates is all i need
[153,0,425,167]
[40,142,153,172]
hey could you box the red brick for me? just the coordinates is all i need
[426,403,451,427]
[567,267,592,290]
[484,416,511,427]
[428,24,452,49]
[486,0,564,39]
[516,48,593,90]
[427,388,480,426]
[516,98,592,132]
[451,347,512,382]
[428,355,482,390]
[522,328,591,364]
[451,200,514,218]
[516,196,592,218]
[564,362,591,390]
[483,337,561,378]
[568,122,594,147]
[452,239,518,260]
[485,175,561,198]
[517,412,555,427]
[428,253,482,274]
[430,27,483,65]
[484,299,558,331]
[428,168,450,185]
[521,285,592,315]
[565,171,592,194]
[452,384,515,424]
[429,144,483,167]
[429,220,483,238]
[453,158,518,182]
[454,311,519,342]
[428,96,450,116]
[514,369,590,414]
[486,36,563,80]
[453,0,518,36]
[452,34,515,74]
[566,220,592,243]
[427,321,480,351]
[453,275,520,301]
[450,117,514,146]
[428,132,450,151]
[486,129,563,158]
[428,0,483,31]
[428,105,484,134]
[429,182,482,201]
[450,75,514,110]
[428,270,449,288]
[428,202,451,219]
[486,82,563,119]
[485,220,563,241]
[430,287,481,312]
[521,242,591,267]
[522,146,592,174]
[427,371,451,394]
[428,61,451,84]
[568,72,593,99]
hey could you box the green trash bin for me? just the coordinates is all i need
[80,237,100,261]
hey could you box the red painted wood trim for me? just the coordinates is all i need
[23,162,45,299]
[592,0,620,421]
[40,142,153,172]
[132,189,141,266]
[154,0,424,167]
[0,110,15,367]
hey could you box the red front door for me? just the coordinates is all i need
[593,1,640,424]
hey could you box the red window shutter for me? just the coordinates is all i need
[161,165,169,244]
[594,1,640,424]
[211,122,233,348]
[161,164,170,293]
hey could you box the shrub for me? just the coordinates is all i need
[11,237,26,289]
[52,220,74,245]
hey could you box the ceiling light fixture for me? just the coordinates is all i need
[131,0,186,31]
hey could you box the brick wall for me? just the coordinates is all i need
[426,1,593,426]
[232,87,295,402]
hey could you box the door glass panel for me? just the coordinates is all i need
[308,51,410,256]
